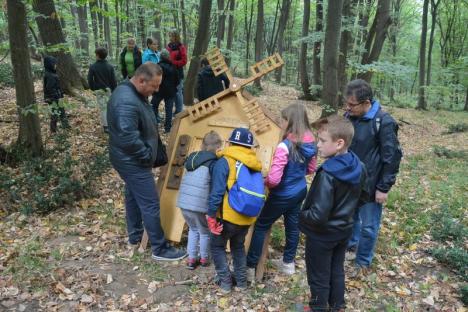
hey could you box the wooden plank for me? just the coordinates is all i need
[255,228,272,282]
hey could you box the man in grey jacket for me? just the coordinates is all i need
[107,62,187,261]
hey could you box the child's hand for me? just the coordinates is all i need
[206,216,223,235]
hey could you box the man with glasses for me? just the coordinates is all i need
[344,79,402,273]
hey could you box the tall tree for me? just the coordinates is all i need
[312,0,323,97]
[274,0,292,83]
[216,0,226,48]
[180,0,187,46]
[115,0,121,57]
[103,0,112,57]
[299,0,312,99]
[32,0,87,94]
[338,0,353,95]
[426,0,441,86]
[357,0,392,82]
[76,0,89,57]
[226,0,235,65]
[254,0,264,88]
[137,5,146,47]
[244,0,255,76]
[417,0,429,110]
[90,0,100,48]
[183,0,212,105]
[321,0,345,116]
[7,0,43,156]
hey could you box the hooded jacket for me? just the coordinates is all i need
[119,46,142,78]
[208,145,263,226]
[197,65,230,101]
[265,131,317,197]
[142,48,160,64]
[154,58,180,98]
[167,42,187,79]
[299,151,368,241]
[107,81,158,172]
[87,59,117,91]
[346,100,402,200]
[177,151,217,213]
[43,56,63,101]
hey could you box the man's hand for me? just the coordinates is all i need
[375,190,388,204]
[206,216,223,235]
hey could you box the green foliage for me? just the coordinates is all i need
[0,62,14,86]
[270,223,285,251]
[432,146,468,159]
[446,122,468,134]
[461,284,468,305]
[0,132,111,215]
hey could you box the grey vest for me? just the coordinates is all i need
[177,166,211,213]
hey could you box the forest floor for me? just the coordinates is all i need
[0,81,467,311]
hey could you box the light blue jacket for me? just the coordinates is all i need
[142,49,160,64]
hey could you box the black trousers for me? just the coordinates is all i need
[305,235,348,311]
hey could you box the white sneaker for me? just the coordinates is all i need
[246,267,255,284]
[272,258,296,275]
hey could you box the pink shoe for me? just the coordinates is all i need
[199,258,210,267]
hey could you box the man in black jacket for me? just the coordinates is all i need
[300,115,368,311]
[344,79,402,269]
[196,58,230,102]
[88,47,117,133]
[107,62,187,261]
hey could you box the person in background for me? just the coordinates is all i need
[120,37,142,79]
[87,47,117,133]
[197,57,230,101]
[166,29,187,114]
[143,38,160,64]
[43,55,69,133]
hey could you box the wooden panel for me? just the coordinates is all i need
[166,135,192,190]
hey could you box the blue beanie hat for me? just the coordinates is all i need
[228,128,254,147]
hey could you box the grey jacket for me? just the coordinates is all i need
[107,81,158,172]
[177,151,217,213]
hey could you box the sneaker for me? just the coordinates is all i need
[349,265,369,279]
[272,259,295,275]
[214,275,232,294]
[246,267,255,284]
[199,258,210,267]
[345,251,356,261]
[152,246,187,261]
[186,258,198,270]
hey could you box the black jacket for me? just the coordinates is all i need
[43,56,63,102]
[348,102,402,200]
[155,59,180,98]
[88,59,117,91]
[299,164,368,241]
[107,81,159,172]
[119,46,142,78]
[197,65,230,101]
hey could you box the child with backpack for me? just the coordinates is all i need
[176,131,223,270]
[299,115,367,311]
[43,56,69,133]
[246,103,317,281]
[207,128,264,293]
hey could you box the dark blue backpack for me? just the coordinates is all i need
[228,161,266,217]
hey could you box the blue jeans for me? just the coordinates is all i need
[210,221,250,288]
[347,202,383,267]
[116,168,167,255]
[181,209,210,260]
[175,79,184,114]
[246,188,307,268]
[152,94,176,132]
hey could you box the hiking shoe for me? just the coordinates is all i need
[246,267,255,284]
[349,265,369,279]
[186,258,198,270]
[200,258,210,267]
[152,246,187,261]
[272,259,295,275]
[214,275,232,294]
[345,251,356,262]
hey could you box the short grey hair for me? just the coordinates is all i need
[127,37,136,44]
[134,62,162,80]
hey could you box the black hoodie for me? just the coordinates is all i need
[197,65,230,101]
[43,56,63,101]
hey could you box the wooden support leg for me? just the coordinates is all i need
[255,228,272,282]
[138,230,148,253]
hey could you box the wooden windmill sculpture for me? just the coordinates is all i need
[140,48,285,263]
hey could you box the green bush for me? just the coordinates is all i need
[431,208,468,245]
[460,284,468,305]
[446,122,468,134]
[430,247,467,281]
[0,62,14,86]
[432,146,468,159]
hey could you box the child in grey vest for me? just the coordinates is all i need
[177,131,223,269]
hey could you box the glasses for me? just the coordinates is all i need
[343,99,366,108]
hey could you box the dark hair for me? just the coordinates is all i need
[200,58,209,67]
[345,79,373,102]
[312,115,354,149]
[168,29,181,43]
[134,62,163,80]
[146,37,157,48]
[95,47,108,59]
[281,102,312,162]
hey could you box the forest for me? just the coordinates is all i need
[0,0,467,310]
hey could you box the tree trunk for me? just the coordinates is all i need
[90,1,100,48]
[32,0,87,94]
[312,0,323,94]
[268,0,281,55]
[464,87,468,111]
[7,0,43,157]
[244,0,255,77]
[125,0,131,33]
[76,1,89,57]
[321,0,344,117]
[226,0,235,65]
[69,2,81,50]
[427,0,440,86]
[299,0,311,99]
[137,5,145,47]
[274,0,292,83]
[216,0,226,48]
[97,0,104,43]
[115,0,121,58]
[183,0,212,106]
[417,0,429,110]
[338,0,352,96]
[180,0,187,46]
[357,0,392,82]
[103,0,112,58]
[254,0,264,88]
[153,10,162,46]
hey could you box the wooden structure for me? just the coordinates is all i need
[139,48,284,280]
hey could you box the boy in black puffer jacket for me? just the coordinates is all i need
[43,56,68,132]
[299,115,368,311]
[197,58,230,101]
